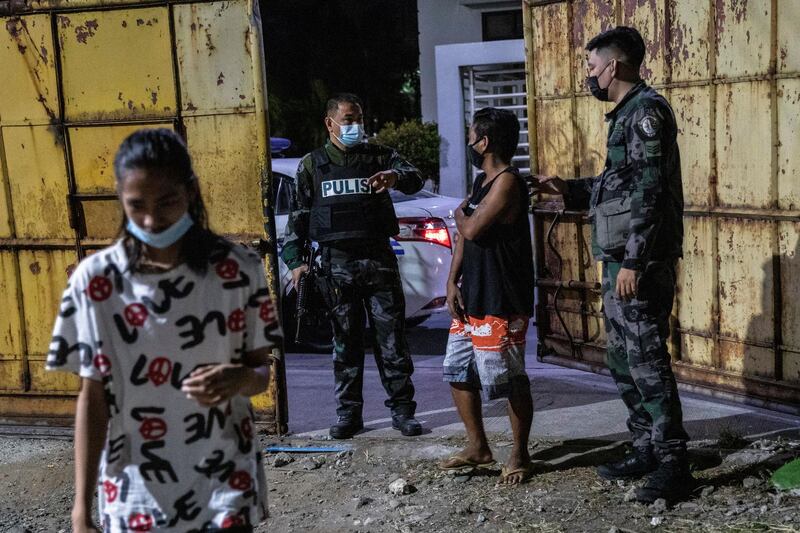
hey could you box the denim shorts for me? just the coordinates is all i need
[442,314,531,400]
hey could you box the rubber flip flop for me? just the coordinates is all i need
[499,464,535,485]
[438,455,497,471]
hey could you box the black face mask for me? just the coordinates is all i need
[467,138,485,169]
[586,60,613,102]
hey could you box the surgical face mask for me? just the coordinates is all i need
[126,211,194,249]
[331,119,364,148]
[587,60,613,102]
[467,138,485,169]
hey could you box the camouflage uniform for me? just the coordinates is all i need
[565,82,688,462]
[281,140,423,419]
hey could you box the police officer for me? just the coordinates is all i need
[536,27,692,503]
[281,93,423,439]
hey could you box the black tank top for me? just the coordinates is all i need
[461,169,535,317]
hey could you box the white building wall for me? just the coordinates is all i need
[434,39,524,198]
[417,0,520,124]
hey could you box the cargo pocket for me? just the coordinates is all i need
[595,195,632,253]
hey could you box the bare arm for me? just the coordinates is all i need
[72,378,108,533]
[455,173,519,241]
[446,203,467,320]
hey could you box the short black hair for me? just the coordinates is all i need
[472,107,520,164]
[326,93,363,116]
[586,26,646,70]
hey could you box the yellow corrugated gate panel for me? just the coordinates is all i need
[527,0,800,407]
[717,219,775,377]
[777,80,800,211]
[715,0,771,79]
[3,126,72,239]
[622,0,667,85]
[70,124,173,239]
[532,2,571,97]
[676,217,714,368]
[715,81,773,209]
[668,1,712,83]
[19,249,79,392]
[0,132,12,237]
[669,86,712,208]
[0,251,24,392]
[778,1,800,74]
[173,1,255,114]
[0,14,59,124]
[57,7,176,121]
[574,95,610,177]
[536,99,574,179]
[570,0,616,94]
[780,222,800,382]
[184,114,264,238]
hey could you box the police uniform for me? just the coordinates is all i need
[281,139,423,429]
[564,82,688,465]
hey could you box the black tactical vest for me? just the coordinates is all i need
[308,147,400,242]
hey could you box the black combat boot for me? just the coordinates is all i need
[391,414,422,436]
[635,458,695,503]
[329,414,364,439]
[597,447,658,480]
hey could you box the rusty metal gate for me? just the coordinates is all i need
[0,0,287,431]
[523,0,800,411]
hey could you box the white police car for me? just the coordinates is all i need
[271,157,461,350]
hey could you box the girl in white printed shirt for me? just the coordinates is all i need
[47,128,282,532]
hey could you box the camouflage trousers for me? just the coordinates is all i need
[317,244,416,419]
[602,260,689,462]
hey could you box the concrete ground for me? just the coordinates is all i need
[285,313,800,443]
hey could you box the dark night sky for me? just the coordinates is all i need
[260,0,420,155]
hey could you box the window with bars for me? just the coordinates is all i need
[461,62,528,190]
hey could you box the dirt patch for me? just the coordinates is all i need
[1,435,799,532]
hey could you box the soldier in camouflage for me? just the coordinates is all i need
[536,27,693,503]
[280,93,424,439]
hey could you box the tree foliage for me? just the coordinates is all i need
[372,120,440,188]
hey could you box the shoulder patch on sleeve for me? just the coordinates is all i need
[638,114,661,138]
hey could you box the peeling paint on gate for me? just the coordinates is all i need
[0,0,284,428]
[525,0,800,409]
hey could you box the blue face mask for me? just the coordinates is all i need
[126,212,194,249]
[332,119,364,147]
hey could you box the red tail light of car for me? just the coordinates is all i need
[395,217,452,248]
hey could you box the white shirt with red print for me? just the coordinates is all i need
[47,239,281,532]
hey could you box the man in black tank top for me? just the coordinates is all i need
[439,108,535,485]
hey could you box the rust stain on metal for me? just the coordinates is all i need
[74,19,98,44]
[57,15,70,29]
[28,262,41,275]
[185,101,197,112]
[217,72,224,86]
[244,27,251,57]
[205,27,215,53]
[150,91,157,105]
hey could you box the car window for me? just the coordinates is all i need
[273,172,293,215]
[389,189,439,203]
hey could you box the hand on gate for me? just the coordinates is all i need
[534,175,567,195]
[181,364,250,407]
[616,267,638,301]
[446,281,466,322]
[368,170,398,193]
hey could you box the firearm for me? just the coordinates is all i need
[294,244,319,344]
